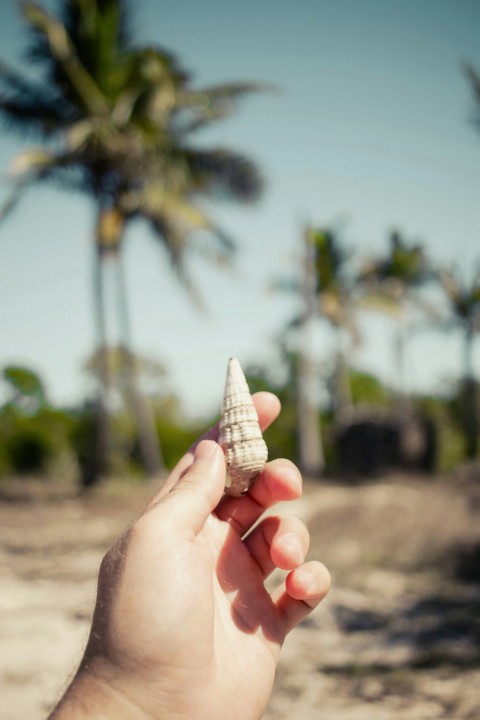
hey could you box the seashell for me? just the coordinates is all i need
[218,357,268,497]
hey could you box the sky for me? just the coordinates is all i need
[1,0,480,418]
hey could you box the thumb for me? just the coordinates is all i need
[164,440,226,537]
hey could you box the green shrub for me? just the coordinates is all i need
[0,443,11,477]
[5,426,54,474]
[155,418,208,470]
[350,370,390,407]
[0,416,56,476]
[417,395,466,471]
[0,406,74,479]
[68,407,99,484]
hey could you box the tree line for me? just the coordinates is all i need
[0,225,477,484]
[270,225,480,475]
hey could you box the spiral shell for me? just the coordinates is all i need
[219,357,268,497]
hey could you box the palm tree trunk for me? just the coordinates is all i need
[463,325,478,459]
[296,228,324,476]
[114,248,165,477]
[393,316,411,415]
[87,243,111,486]
[333,330,353,417]
[296,349,324,476]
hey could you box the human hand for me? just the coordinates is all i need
[49,392,331,720]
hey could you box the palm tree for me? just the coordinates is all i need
[309,227,358,416]
[358,230,431,405]
[437,265,480,459]
[275,224,356,475]
[461,63,480,458]
[0,0,264,483]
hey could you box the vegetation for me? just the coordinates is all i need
[0,362,210,482]
[267,222,480,477]
[0,0,264,484]
[0,222,478,483]
[357,229,433,403]
[1,346,473,484]
[436,266,480,459]
[0,5,479,484]
[273,225,358,474]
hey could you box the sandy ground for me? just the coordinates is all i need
[1,471,480,719]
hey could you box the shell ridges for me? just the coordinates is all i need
[219,357,268,496]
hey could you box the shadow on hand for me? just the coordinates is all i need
[215,523,285,646]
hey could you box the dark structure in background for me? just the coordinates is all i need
[334,407,437,477]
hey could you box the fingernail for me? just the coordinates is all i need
[295,569,315,591]
[194,440,219,461]
[279,533,304,561]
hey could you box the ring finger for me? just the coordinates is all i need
[243,514,310,579]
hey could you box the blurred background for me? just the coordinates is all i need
[0,1,479,718]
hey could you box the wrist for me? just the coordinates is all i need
[47,658,155,720]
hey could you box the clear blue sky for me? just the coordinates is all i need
[1,0,480,417]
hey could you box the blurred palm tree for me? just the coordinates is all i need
[0,0,264,483]
[358,230,431,405]
[309,227,358,416]
[437,266,480,459]
[275,224,357,475]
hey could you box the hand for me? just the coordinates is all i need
[48,393,331,720]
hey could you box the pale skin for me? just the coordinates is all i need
[48,392,331,720]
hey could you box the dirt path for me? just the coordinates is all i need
[1,474,479,719]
